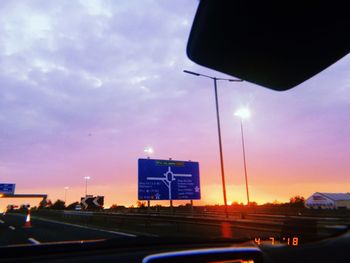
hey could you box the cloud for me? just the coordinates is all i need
[0,1,349,204]
[0,0,203,190]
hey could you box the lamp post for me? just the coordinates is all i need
[234,108,251,205]
[184,70,243,217]
[84,176,90,197]
[144,146,154,159]
[143,146,154,211]
[64,186,69,204]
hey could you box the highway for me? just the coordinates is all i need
[1,210,347,247]
[0,211,276,247]
[0,213,136,246]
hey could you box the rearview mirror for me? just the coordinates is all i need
[187,1,350,91]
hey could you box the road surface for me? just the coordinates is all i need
[0,213,136,246]
[1,211,331,247]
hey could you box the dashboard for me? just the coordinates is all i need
[0,231,348,263]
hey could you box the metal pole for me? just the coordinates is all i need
[183,70,242,218]
[213,78,228,217]
[85,179,88,197]
[240,119,250,205]
[64,189,67,204]
[169,158,173,214]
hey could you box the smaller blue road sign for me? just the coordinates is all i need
[138,159,200,200]
[0,184,16,195]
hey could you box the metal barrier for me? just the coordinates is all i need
[30,209,348,241]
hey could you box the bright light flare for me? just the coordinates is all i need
[144,146,154,155]
[234,108,251,119]
[84,176,90,180]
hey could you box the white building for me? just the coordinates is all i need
[305,192,350,209]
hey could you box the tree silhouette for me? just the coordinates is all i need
[66,202,80,210]
[289,195,305,207]
[51,199,66,210]
[39,198,52,209]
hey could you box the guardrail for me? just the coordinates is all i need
[29,209,348,241]
[106,206,350,219]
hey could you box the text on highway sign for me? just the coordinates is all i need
[0,184,16,195]
[138,158,200,200]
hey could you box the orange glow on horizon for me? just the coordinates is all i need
[3,178,348,210]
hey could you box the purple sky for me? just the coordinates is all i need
[0,0,349,208]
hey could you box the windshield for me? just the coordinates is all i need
[0,0,349,247]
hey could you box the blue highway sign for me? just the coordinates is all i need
[0,184,15,195]
[138,159,200,200]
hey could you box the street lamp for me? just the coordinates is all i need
[144,146,154,159]
[84,176,90,197]
[64,186,69,204]
[144,146,154,210]
[184,70,243,217]
[234,108,251,205]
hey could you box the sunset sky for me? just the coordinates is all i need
[0,0,349,209]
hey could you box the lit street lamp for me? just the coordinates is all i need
[144,146,154,210]
[144,146,154,159]
[234,108,251,205]
[184,70,243,217]
[64,186,69,204]
[84,176,90,197]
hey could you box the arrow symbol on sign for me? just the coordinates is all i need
[147,167,192,200]
[93,197,100,207]
[81,197,88,209]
